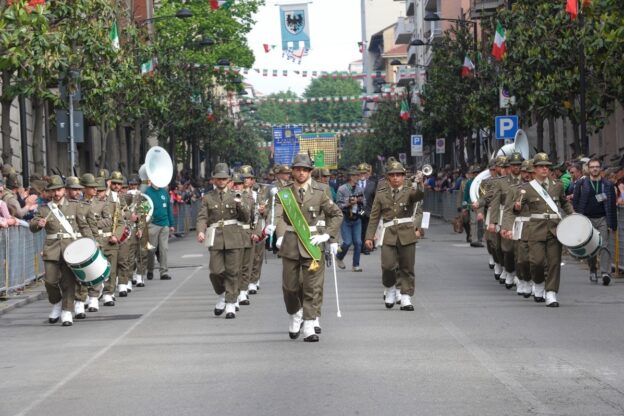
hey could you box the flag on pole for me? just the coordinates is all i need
[491,22,506,61]
[140,58,156,76]
[110,21,120,51]
[461,54,475,78]
[263,43,271,53]
[399,100,410,121]
[565,0,578,20]
[211,0,231,10]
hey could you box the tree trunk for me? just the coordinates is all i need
[1,71,14,165]
[465,131,474,166]
[97,122,108,170]
[106,128,118,171]
[118,125,128,174]
[458,134,467,168]
[536,114,544,153]
[32,97,45,173]
[570,117,581,157]
[548,117,557,161]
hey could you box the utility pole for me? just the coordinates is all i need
[360,0,369,94]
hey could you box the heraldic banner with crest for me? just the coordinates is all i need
[279,3,311,52]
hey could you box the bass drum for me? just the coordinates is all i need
[556,214,601,259]
[63,238,111,286]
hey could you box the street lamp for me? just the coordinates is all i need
[138,8,193,26]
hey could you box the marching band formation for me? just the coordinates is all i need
[29,144,618,342]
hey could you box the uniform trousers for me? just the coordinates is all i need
[381,243,416,296]
[529,232,562,292]
[135,231,149,275]
[102,247,119,295]
[239,246,252,292]
[44,260,76,311]
[281,256,324,320]
[587,217,612,276]
[209,248,242,303]
[501,237,516,273]
[116,234,133,285]
[249,242,264,285]
[76,283,103,302]
[515,240,531,282]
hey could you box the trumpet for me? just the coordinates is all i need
[410,164,433,185]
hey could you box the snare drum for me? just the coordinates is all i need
[556,214,601,259]
[63,238,111,286]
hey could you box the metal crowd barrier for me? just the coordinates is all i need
[172,200,201,235]
[0,226,46,295]
[423,191,624,274]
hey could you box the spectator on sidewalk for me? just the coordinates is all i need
[573,158,618,285]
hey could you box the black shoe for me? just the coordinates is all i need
[602,275,611,286]
[119,291,128,297]
[75,313,86,319]
[523,293,532,299]
[494,273,501,281]
[248,289,257,295]
[147,272,154,280]
[289,331,301,340]
[546,301,559,308]
[534,296,545,303]
[214,308,224,316]
[400,304,414,311]
[225,312,236,319]
[499,278,505,284]
[239,299,250,306]
[488,262,495,269]
[304,334,319,342]
[137,282,145,287]
[48,317,59,324]
[62,320,73,327]
[235,305,240,312]
[385,302,394,309]
[362,251,370,255]
[505,284,514,290]
[87,307,98,312]
[160,274,171,280]
[103,300,115,307]
[314,326,321,334]
[471,242,484,248]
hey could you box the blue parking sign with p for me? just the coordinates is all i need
[495,115,518,140]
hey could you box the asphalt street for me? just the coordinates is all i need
[2,219,624,416]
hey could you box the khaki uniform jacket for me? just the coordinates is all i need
[365,185,424,246]
[240,189,255,248]
[275,180,343,261]
[490,174,522,227]
[73,198,98,238]
[502,183,531,240]
[29,198,95,261]
[196,188,250,250]
[87,197,112,245]
[518,178,574,241]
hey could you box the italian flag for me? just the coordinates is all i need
[141,58,156,76]
[491,22,506,61]
[399,100,410,121]
[210,0,231,10]
[110,21,120,51]
[461,54,475,78]
[566,0,577,19]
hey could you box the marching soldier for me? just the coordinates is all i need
[97,175,124,307]
[231,173,253,308]
[76,173,111,312]
[29,175,95,326]
[65,176,98,319]
[489,152,524,289]
[515,153,573,307]
[196,163,250,319]
[244,166,268,295]
[364,160,424,311]
[128,175,150,288]
[272,154,342,342]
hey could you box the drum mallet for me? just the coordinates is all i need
[331,252,342,318]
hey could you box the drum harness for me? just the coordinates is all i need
[46,202,78,240]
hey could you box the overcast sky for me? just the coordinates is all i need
[245,0,363,96]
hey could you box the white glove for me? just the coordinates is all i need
[264,224,276,235]
[276,236,283,249]
[310,233,330,246]
[329,243,339,255]
[270,187,279,196]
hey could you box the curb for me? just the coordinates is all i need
[0,282,47,316]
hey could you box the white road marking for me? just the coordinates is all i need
[182,254,205,258]
[14,266,203,416]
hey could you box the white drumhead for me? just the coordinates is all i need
[63,238,97,264]
[556,214,593,247]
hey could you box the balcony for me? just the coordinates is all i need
[423,21,442,40]
[395,17,415,45]
[470,0,505,19]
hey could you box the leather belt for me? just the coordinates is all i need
[515,216,530,222]
[98,231,112,237]
[212,219,239,227]
[238,223,251,230]
[530,213,559,220]
[46,233,81,240]
[382,217,413,229]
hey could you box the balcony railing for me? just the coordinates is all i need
[395,17,415,45]
[470,0,505,19]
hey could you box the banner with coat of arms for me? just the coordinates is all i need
[279,3,311,53]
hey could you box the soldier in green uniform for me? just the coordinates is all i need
[515,153,574,307]
[196,163,250,319]
[231,173,253,308]
[502,160,534,298]
[29,175,95,326]
[64,176,98,319]
[273,154,342,342]
[490,152,524,289]
[364,160,424,311]
[244,165,268,295]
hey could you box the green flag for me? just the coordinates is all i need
[314,150,325,167]
[110,21,120,51]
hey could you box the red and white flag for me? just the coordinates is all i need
[491,22,506,61]
[461,54,475,78]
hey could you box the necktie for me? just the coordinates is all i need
[299,188,305,202]
[219,191,223,201]
[392,189,399,200]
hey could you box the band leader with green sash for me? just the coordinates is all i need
[277,188,322,271]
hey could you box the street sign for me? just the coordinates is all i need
[499,87,516,109]
[411,134,423,156]
[398,153,407,165]
[56,110,84,143]
[495,115,518,140]
[435,138,445,154]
